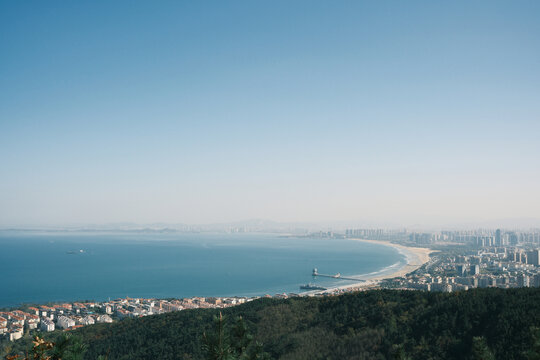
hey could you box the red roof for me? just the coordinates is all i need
[65,325,84,331]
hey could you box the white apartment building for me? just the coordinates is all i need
[79,316,95,325]
[9,327,23,341]
[56,315,75,329]
[97,315,113,323]
[40,318,55,332]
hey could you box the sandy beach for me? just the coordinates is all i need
[318,239,434,294]
[352,239,433,280]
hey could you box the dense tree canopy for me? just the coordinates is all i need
[4,288,540,359]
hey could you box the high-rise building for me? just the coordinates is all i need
[471,264,480,276]
[495,229,501,246]
[509,232,519,245]
[478,277,490,288]
[526,250,540,266]
[514,251,527,264]
[518,274,530,287]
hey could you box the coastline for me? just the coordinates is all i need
[318,239,433,294]
[1,233,433,304]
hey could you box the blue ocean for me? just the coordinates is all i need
[0,232,404,307]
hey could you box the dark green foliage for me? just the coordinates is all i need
[525,327,540,360]
[201,313,269,360]
[3,334,86,360]
[202,313,232,360]
[470,337,495,360]
[50,333,88,360]
[55,288,540,359]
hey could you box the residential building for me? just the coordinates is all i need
[9,327,23,341]
[79,316,95,325]
[518,274,530,287]
[97,315,113,323]
[40,318,55,332]
[57,316,75,329]
[527,250,540,266]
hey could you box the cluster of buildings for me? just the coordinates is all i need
[107,296,251,319]
[345,228,540,247]
[0,303,113,341]
[345,228,408,241]
[0,310,39,341]
[1,296,254,342]
[315,228,540,295]
[383,245,540,292]
[407,229,540,246]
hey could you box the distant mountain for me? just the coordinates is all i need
[2,217,540,233]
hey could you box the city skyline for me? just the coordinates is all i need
[1,1,539,226]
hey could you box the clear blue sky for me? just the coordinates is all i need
[1,1,539,226]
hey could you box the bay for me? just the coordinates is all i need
[0,232,405,307]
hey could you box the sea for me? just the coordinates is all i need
[0,232,405,308]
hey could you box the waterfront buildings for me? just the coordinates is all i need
[1,295,255,342]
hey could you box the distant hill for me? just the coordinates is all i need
[58,288,540,359]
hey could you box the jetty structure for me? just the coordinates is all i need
[312,268,365,282]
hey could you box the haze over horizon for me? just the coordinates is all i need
[3,217,540,232]
[1,1,539,227]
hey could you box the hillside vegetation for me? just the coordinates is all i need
[6,288,540,359]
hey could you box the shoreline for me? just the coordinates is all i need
[1,234,434,305]
[317,239,433,294]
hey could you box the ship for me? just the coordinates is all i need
[66,249,85,254]
[300,283,327,291]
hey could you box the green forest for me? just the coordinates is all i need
[4,288,540,359]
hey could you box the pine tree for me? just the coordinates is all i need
[470,336,495,360]
[202,313,270,360]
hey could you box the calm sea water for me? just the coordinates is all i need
[0,232,404,307]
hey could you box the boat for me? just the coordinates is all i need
[300,283,327,291]
[66,249,85,254]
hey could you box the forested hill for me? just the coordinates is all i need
[70,288,540,359]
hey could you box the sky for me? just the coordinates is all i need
[1,1,539,227]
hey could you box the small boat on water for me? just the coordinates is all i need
[66,249,85,254]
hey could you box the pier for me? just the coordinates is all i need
[312,268,365,282]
